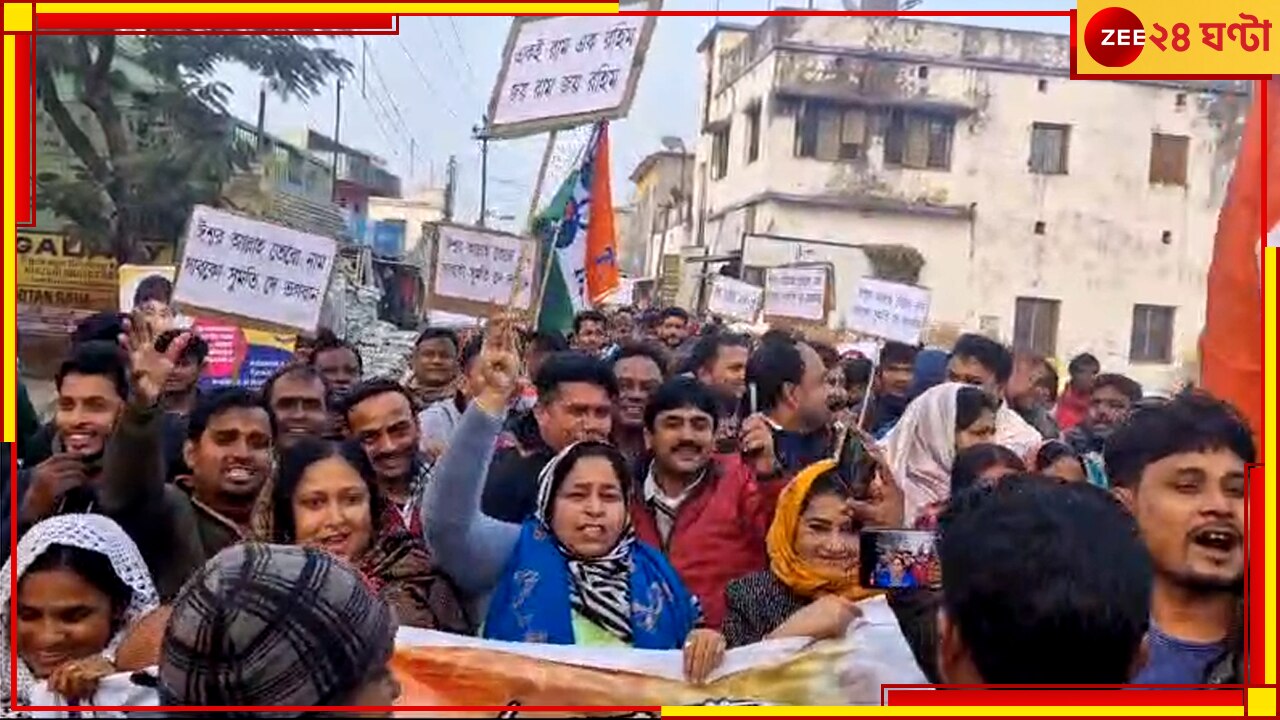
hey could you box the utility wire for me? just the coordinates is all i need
[396,34,461,121]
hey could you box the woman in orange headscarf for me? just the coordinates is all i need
[721,459,880,648]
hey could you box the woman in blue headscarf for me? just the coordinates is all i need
[424,331,727,682]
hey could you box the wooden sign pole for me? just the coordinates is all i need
[508,129,559,313]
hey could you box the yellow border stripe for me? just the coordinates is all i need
[1264,243,1276,686]
[3,34,15,444]
[36,3,619,14]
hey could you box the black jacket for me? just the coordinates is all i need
[480,410,556,524]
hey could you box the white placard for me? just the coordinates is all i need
[764,266,827,321]
[487,12,656,136]
[172,205,336,333]
[845,277,932,345]
[707,276,764,323]
[431,225,535,310]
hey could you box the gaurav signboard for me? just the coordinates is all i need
[484,2,661,139]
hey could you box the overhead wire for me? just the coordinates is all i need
[396,34,461,122]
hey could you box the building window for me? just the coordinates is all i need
[1029,123,1070,175]
[710,124,730,180]
[744,104,761,164]
[1149,133,1189,186]
[794,101,866,162]
[1013,296,1060,357]
[884,109,953,170]
[1129,304,1175,363]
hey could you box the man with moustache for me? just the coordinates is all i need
[342,378,432,536]
[1106,393,1251,684]
[629,377,785,629]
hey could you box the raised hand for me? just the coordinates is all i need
[473,312,523,415]
[847,427,905,528]
[120,311,192,407]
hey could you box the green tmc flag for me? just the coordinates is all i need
[533,170,579,337]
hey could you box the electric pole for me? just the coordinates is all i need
[444,155,458,222]
[473,116,491,227]
[331,77,343,198]
[255,81,267,152]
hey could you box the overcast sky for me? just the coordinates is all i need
[215,0,1073,230]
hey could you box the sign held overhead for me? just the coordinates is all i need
[845,277,932,345]
[707,275,764,324]
[172,205,336,334]
[426,223,538,318]
[484,3,661,139]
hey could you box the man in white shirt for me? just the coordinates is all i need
[945,334,1044,457]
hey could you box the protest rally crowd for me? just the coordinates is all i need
[1,291,1251,714]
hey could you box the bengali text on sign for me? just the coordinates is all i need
[1075,0,1274,76]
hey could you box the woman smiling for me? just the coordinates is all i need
[269,439,472,635]
[1,514,159,711]
[722,460,880,647]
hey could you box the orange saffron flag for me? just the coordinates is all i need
[1199,78,1277,450]
[586,123,621,305]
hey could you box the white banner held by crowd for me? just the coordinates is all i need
[846,277,932,345]
[430,224,536,313]
[172,205,336,333]
[764,266,827,322]
[486,6,659,138]
[707,276,764,323]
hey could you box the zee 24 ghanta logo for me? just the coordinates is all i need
[1083,6,1272,68]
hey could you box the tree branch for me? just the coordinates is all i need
[34,53,111,186]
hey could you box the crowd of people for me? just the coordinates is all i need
[1,296,1250,714]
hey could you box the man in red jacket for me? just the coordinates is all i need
[630,376,786,629]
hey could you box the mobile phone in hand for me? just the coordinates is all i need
[859,529,941,590]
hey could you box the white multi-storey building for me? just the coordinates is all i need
[686,15,1250,390]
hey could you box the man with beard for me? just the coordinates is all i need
[945,334,1043,457]
[748,336,833,475]
[610,342,668,465]
[1106,393,1251,684]
[656,307,692,353]
[101,318,275,599]
[685,332,751,452]
[343,379,431,535]
[15,342,128,530]
[481,351,617,522]
[629,377,784,629]
[1066,373,1142,487]
[866,341,918,438]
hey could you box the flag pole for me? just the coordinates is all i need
[508,129,559,311]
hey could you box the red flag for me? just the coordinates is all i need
[1199,79,1276,452]
[586,123,621,304]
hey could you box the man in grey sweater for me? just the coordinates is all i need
[418,333,485,454]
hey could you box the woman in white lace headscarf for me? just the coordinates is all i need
[1,514,158,716]
[881,383,999,526]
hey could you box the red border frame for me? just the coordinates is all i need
[3,4,1270,714]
